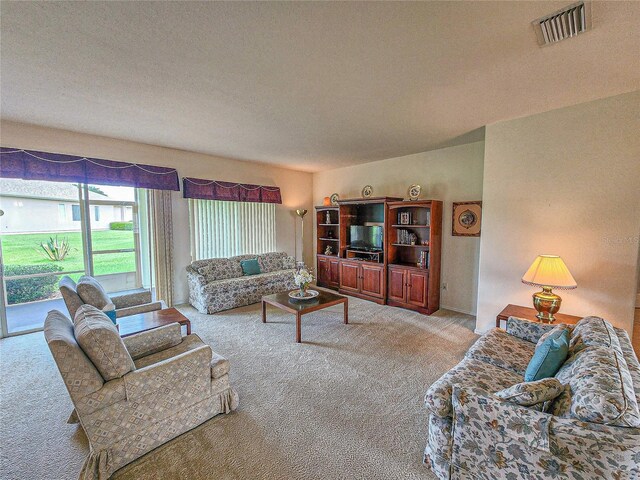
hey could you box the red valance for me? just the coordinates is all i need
[0,147,180,191]
[182,177,282,204]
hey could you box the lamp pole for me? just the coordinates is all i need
[295,209,308,264]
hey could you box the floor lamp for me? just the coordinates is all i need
[295,209,308,266]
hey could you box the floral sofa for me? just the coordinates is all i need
[423,316,640,480]
[187,252,297,314]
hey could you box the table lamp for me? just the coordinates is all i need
[521,255,577,323]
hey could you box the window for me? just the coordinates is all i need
[189,199,276,260]
[0,179,151,336]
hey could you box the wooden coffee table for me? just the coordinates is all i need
[117,307,192,337]
[262,290,348,343]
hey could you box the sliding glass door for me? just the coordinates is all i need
[0,178,146,336]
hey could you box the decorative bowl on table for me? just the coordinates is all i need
[288,289,320,301]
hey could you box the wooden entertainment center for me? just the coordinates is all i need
[315,197,442,314]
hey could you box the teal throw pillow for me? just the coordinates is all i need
[104,309,117,324]
[525,329,569,381]
[240,259,261,276]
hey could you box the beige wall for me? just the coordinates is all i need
[477,91,640,335]
[313,141,485,315]
[0,121,314,304]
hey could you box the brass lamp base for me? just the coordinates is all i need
[532,286,562,323]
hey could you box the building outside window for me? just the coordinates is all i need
[72,204,81,221]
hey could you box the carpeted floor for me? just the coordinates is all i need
[0,296,477,480]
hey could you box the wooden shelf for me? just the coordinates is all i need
[389,262,429,271]
[391,224,430,228]
[319,238,339,242]
[391,243,430,248]
[386,200,442,314]
[319,223,339,226]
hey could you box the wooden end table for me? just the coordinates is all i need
[262,290,348,343]
[496,304,582,329]
[117,307,192,337]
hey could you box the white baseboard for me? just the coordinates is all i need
[440,305,476,317]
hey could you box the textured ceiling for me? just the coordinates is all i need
[1,1,639,172]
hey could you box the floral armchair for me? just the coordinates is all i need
[44,306,238,480]
[423,316,640,479]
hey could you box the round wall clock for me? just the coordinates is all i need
[362,185,373,198]
[330,193,340,205]
[408,184,421,201]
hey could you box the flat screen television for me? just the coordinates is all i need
[349,225,383,251]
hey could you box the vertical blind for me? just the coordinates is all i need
[189,199,276,260]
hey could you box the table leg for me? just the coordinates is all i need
[262,301,267,323]
[343,299,348,324]
[185,320,192,335]
[296,312,301,343]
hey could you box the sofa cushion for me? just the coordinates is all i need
[204,270,293,294]
[524,329,569,381]
[543,384,572,417]
[570,316,622,356]
[59,276,84,318]
[465,328,535,376]
[74,304,135,381]
[240,258,261,275]
[282,256,296,269]
[199,258,243,281]
[555,345,640,427]
[76,276,112,310]
[424,357,522,417]
[614,326,640,400]
[257,252,288,273]
[495,378,564,407]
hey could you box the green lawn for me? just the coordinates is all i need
[1,230,136,278]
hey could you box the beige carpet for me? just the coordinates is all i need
[0,296,477,480]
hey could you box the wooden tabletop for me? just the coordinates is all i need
[117,307,191,337]
[496,303,582,328]
[262,289,347,314]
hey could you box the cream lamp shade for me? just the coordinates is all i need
[521,255,577,289]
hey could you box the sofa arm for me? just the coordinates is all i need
[123,344,212,401]
[505,316,555,343]
[122,322,182,360]
[452,386,552,451]
[110,290,153,309]
[116,300,165,318]
[450,386,640,479]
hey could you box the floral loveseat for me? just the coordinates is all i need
[187,252,297,314]
[423,316,640,480]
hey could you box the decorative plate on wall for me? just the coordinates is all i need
[452,201,482,237]
[408,184,421,201]
[330,193,340,205]
[362,185,373,198]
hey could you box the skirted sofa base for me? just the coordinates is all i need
[423,316,640,480]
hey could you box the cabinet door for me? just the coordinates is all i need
[340,261,360,293]
[387,267,406,303]
[361,264,385,299]
[317,256,330,286]
[407,270,429,308]
[329,259,340,286]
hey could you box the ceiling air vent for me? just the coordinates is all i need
[532,2,592,46]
